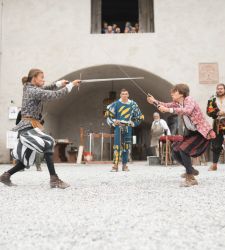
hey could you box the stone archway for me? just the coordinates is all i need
[44,64,174,160]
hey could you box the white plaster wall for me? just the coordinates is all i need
[0,0,225,162]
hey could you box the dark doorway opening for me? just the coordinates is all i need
[102,0,138,33]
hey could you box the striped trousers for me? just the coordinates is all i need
[12,128,55,168]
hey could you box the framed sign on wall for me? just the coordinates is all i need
[199,63,219,84]
[8,106,19,119]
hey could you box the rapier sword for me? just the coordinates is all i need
[79,77,144,83]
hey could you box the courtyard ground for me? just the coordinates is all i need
[0,162,225,250]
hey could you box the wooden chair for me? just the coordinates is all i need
[159,135,183,166]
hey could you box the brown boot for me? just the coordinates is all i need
[110,164,118,172]
[122,165,130,171]
[180,174,198,187]
[50,175,70,189]
[0,172,17,187]
[208,164,217,171]
[181,169,199,178]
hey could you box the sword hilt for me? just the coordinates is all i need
[147,93,159,107]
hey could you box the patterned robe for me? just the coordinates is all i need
[105,98,144,165]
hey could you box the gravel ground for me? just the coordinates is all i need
[0,162,225,250]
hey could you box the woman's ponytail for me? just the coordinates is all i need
[22,76,28,85]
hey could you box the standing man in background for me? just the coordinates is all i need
[105,89,144,172]
[150,112,171,156]
[207,83,225,171]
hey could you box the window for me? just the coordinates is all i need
[91,0,154,34]
[102,0,138,33]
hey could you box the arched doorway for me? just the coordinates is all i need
[44,64,173,161]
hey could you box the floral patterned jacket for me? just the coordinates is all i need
[158,96,215,139]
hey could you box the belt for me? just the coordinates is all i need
[22,116,43,130]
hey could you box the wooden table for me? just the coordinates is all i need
[67,150,78,163]
[53,140,72,163]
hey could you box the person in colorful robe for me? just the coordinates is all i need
[105,88,144,172]
[206,83,225,171]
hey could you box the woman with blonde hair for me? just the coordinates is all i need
[0,68,80,189]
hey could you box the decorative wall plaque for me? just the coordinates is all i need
[199,63,219,84]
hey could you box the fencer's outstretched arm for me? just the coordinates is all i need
[28,80,80,102]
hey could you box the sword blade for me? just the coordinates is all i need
[80,77,144,83]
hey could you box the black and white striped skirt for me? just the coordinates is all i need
[12,128,55,168]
